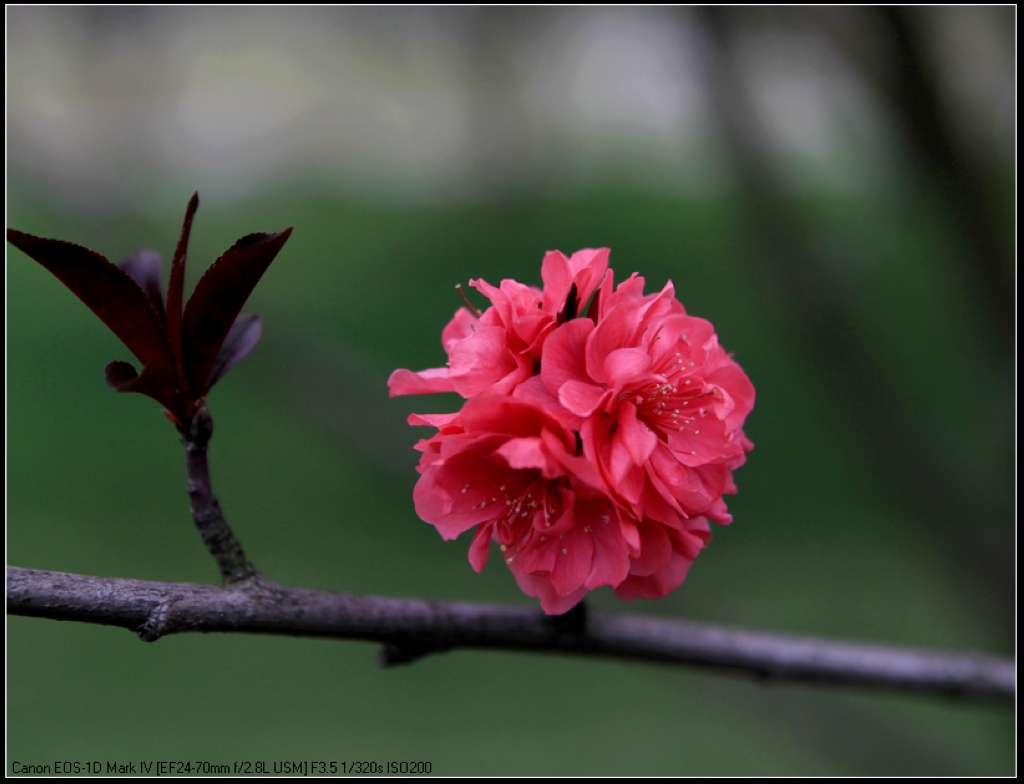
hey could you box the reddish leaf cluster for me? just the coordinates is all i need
[7,194,292,430]
[390,250,754,614]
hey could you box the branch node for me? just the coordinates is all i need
[233,573,284,598]
[137,599,178,642]
[180,406,214,449]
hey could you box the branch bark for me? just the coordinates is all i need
[7,565,1013,704]
[179,407,257,584]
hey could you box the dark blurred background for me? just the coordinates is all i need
[7,7,1013,775]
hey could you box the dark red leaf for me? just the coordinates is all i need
[105,359,190,416]
[104,360,139,389]
[166,192,199,367]
[182,227,292,395]
[120,249,166,324]
[204,313,263,391]
[7,229,175,372]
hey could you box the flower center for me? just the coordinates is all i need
[635,347,717,445]
[467,468,565,564]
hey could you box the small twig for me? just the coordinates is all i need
[7,565,1014,704]
[178,407,257,585]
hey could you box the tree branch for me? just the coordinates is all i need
[7,565,1013,704]
[179,407,257,584]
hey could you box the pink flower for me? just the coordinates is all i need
[388,249,609,400]
[410,397,628,614]
[541,274,754,527]
[391,249,754,614]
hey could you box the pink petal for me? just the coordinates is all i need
[566,248,610,304]
[614,549,696,601]
[558,380,607,418]
[626,521,672,577]
[580,501,630,589]
[468,524,493,572]
[418,451,508,540]
[541,319,594,394]
[448,326,519,397]
[616,399,658,465]
[460,396,559,440]
[706,359,756,432]
[540,250,571,312]
[603,348,652,393]
[496,436,555,474]
[618,516,641,553]
[388,367,455,396]
[407,412,460,429]
[513,375,581,428]
[548,514,596,596]
[512,570,588,615]
[441,307,481,351]
[517,531,558,575]
[664,415,740,466]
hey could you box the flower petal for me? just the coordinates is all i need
[616,400,659,465]
[448,325,520,397]
[512,570,588,615]
[468,524,492,572]
[388,367,455,396]
[541,318,593,394]
[614,549,696,601]
[550,522,595,597]
[603,348,652,392]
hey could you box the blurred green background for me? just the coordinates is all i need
[7,7,1014,776]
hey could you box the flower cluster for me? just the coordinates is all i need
[389,249,754,614]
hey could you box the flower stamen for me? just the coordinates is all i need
[455,284,483,317]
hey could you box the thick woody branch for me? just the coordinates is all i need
[7,565,1014,704]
